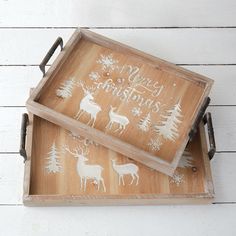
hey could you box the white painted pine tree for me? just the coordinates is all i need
[45,142,62,174]
[178,150,194,168]
[138,112,151,132]
[154,100,182,141]
[56,78,75,99]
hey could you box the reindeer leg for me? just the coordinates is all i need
[86,117,93,126]
[114,124,122,133]
[119,128,124,135]
[97,179,100,191]
[105,121,111,130]
[135,173,139,185]
[101,178,106,192]
[129,174,135,185]
[91,117,96,127]
[84,178,87,191]
[75,110,83,120]
[121,175,125,186]
[80,177,83,190]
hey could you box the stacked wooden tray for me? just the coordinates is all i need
[21,112,214,205]
[21,28,216,205]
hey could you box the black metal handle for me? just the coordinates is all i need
[19,113,29,162]
[203,112,216,160]
[39,37,63,76]
[189,97,211,141]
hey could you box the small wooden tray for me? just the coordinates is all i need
[20,111,215,206]
[26,28,213,176]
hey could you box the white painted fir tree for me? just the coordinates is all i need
[178,150,194,168]
[45,142,62,174]
[56,78,75,99]
[138,112,151,132]
[154,100,182,141]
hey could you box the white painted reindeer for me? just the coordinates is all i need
[64,145,106,192]
[106,106,129,134]
[111,159,139,186]
[75,81,101,127]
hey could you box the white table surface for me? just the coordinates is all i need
[0,1,236,235]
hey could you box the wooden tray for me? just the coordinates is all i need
[26,28,213,176]
[20,111,215,206]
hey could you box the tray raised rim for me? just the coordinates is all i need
[23,112,214,206]
[26,28,214,176]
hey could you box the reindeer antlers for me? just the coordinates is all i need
[63,143,89,158]
[77,80,97,93]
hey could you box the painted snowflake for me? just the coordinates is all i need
[97,54,118,71]
[131,107,142,117]
[170,171,185,186]
[89,71,100,81]
[148,138,162,151]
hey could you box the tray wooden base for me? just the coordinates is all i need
[22,113,214,206]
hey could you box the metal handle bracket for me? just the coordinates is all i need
[203,112,216,160]
[19,113,29,162]
[39,37,63,76]
[189,97,211,141]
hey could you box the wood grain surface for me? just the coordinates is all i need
[27,29,212,175]
[24,112,213,205]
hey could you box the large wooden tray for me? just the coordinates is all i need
[26,28,213,176]
[20,111,215,206]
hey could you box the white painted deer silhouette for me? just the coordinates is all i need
[64,145,106,192]
[111,159,139,186]
[106,106,129,134]
[75,81,101,127]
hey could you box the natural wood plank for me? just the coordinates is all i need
[1,29,236,65]
[0,205,236,236]
[1,106,235,152]
[0,66,43,106]
[208,106,236,151]
[212,153,236,203]
[0,107,26,152]
[0,154,24,204]
[0,0,236,27]
[1,65,236,106]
